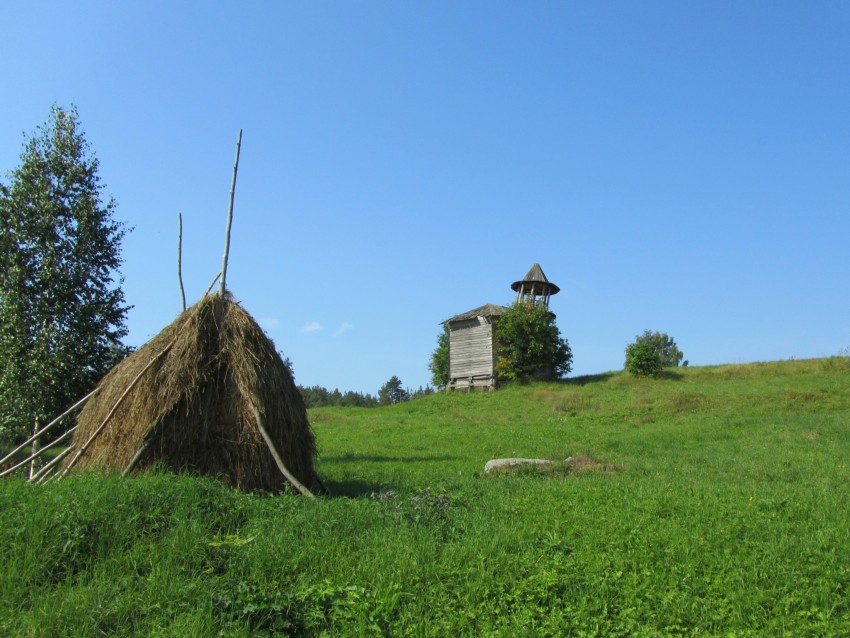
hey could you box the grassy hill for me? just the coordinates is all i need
[2,357,850,636]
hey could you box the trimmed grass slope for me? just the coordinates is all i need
[2,357,850,636]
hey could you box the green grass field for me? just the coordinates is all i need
[2,357,850,636]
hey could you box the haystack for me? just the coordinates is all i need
[63,293,318,493]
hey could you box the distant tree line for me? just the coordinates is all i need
[297,385,380,408]
[296,380,435,409]
[283,359,434,409]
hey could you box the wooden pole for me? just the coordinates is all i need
[0,389,97,467]
[59,334,179,478]
[0,424,77,479]
[240,392,314,499]
[28,417,40,480]
[178,212,186,312]
[122,430,159,477]
[30,445,75,484]
[219,129,243,296]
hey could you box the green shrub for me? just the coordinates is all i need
[632,330,684,367]
[625,340,662,377]
[494,301,572,383]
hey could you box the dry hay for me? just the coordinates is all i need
[65,294,317,492]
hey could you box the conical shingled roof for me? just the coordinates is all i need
[511,263,560,296]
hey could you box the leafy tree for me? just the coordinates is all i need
[494,301,572,383]
[378,376,410,406]
[0,105,130,440]
[633,330,684,368]
[624,340,662,377]
[428,325,449,389]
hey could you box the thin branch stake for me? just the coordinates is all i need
[312,472,332,497]
[204,272,221,297]
[178,212,186,311]
[241,393,315,499]
[0,389,97,467]
[219,129,243,296]
[60,334,180,478]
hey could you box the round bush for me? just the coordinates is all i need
[625,341,662,377]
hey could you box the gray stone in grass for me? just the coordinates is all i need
[484,458,554,474]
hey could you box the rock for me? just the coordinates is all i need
[484,458,554,474]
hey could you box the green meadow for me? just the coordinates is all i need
[2,357,850,636]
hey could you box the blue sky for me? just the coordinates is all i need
[2,2,848,394]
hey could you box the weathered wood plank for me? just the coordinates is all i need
[449,321,494,378]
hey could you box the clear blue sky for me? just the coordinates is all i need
[2,2,848,394]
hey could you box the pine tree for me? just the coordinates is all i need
[0,105,130,441]
[378,376,410,405]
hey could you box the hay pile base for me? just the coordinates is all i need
[65,294,317,492]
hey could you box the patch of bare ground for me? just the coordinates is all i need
[566,453,622,474]
[487,454,621,478]
[534,388,595,415]
[667,391,707,414]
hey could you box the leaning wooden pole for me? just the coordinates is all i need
[0,389,97,468]
[204,272,222,297]
[121,427,161,477]
[219,129,243,296]
[59,334,180,478]
[240,392,314,499]
[31,445,75,484]
[0,425,77,480]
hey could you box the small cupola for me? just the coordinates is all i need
[511,263,560,307]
